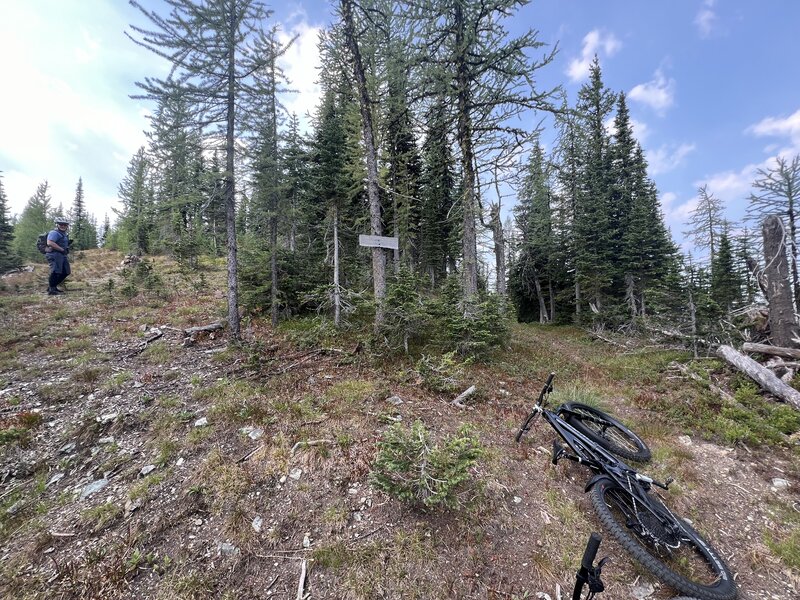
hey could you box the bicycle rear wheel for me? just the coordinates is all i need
[590,478,737,600]
[560,402,651,462]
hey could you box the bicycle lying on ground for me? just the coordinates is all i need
[516,373,738,600]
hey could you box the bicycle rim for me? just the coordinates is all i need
[590,479,737,600]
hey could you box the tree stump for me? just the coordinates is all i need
[762,215,800,347]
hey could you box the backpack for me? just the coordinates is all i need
[36,233,49,254]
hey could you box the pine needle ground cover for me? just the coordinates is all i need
[0,251,797,599]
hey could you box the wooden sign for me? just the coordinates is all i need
[358,234,399,250]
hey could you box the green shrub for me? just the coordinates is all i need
[370,421,483,510]
[416,351,469,393]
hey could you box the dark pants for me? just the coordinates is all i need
[46,252,71,289]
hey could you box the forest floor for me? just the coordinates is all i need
[0,250,798,600]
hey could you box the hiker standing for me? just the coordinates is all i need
[46,217,71,295]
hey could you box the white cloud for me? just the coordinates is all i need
[747,108,800,158]
[646,143,696,175]
[629,69,676,115]
[565,29,621,83]
[630,118,650,143]
[695,0,717,38]
[277,20,322,134]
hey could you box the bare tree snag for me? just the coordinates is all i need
[762,215,800,347]
[716,344,800,411]
[742,342,800,360]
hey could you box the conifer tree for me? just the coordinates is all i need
[12,181,52,263]
[129,0,278,340]
[573,57,616,314]
[710,225,742,312]
[511,140,555,323]
[117,148,154,255]
[0,172,20,272]
[99,213,111,248]
[418,92,457,286]
[685,184,724,263]
[417,0,557,307]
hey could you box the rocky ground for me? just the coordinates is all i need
[0,250,798,600]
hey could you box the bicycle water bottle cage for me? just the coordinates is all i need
[552,439,566,465]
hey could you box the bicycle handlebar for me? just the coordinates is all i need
[581,532,602,570]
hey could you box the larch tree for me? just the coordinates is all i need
[417,0,557,308]
[339,0,387,330]
[128,0,277,341]
[685,184,724,264]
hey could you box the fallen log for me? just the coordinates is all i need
[183,321,226,347]
[716,345,800,411]
[451,385,477,408]
[742,342,800,360]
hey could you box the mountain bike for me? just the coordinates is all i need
[516,373,738,600]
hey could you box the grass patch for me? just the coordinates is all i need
[765,501,800,569]
[129,472,167,501]
[81,502,123,533]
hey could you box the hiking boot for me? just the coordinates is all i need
[48,287,63,295]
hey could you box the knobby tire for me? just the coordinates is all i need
[590,479,737,600]
[561,403,651,462]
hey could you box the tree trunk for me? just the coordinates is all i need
[787,195,800,313]
[762,215,800,347]
[742,342,800,360]
[225,12,240,341]
[717,344,800,411]
[490,204,506,296]
[548,280,555,322]
[269,47,280,328]
[533,271,548,324]
[333,204,341,328]
[454,2,478,306]
[341,0,385,331]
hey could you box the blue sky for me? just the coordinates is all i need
[2,1,799,256]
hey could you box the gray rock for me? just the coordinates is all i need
[140,465,157,477]
[289,468,302,481]
[194,417,208,428]
[386,395,404,406]
[252,516,263,533]
[59,442,76,454]
[98,437,115,444]
[80,478,109,500]
[219,542,239,557]
[248,428,264,441]
[772,477,790,490]
[46,473,65,488]
[125,497,143,515]
[99,412,118,424]
[631,582,655,599]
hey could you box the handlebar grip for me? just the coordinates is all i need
[545,372,555,387]
[581,532,602,570]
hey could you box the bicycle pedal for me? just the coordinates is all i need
[552,439,566,464]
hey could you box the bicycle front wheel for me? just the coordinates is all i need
[590,479,737,600]
[560,402,651,462]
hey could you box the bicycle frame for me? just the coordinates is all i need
[519,374,679,542]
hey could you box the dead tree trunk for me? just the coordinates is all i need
[762,215,800,347]
[717,344,800,410]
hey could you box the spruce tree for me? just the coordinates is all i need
[573,57,616,315]
[0,172,20,272]
[710,226,743,312]
[418,92,457,286]
[12,181,52,263]
[116,148,154,255]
